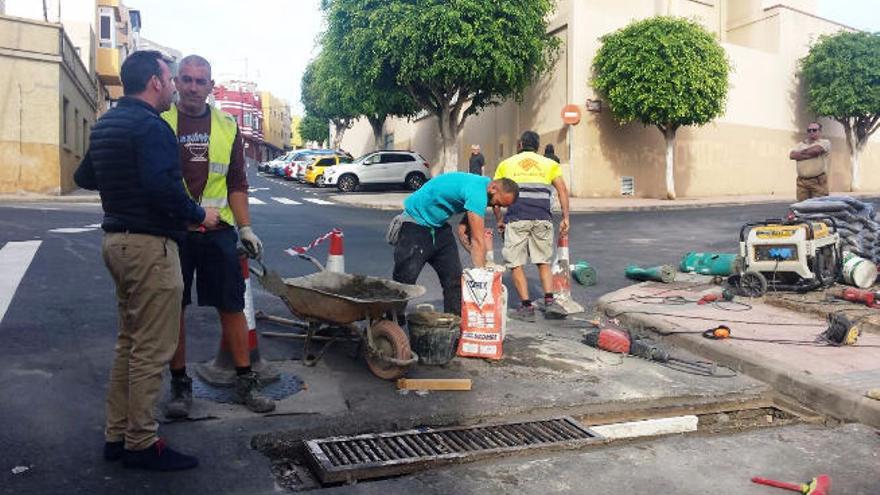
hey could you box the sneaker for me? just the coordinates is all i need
[235,371,276,413]
[165,374,193,419]
[543,300,569,320]
[123,439,198,471]
[510,304,537,323]
[103,441,124,461]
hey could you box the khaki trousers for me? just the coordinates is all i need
[102,232,183,450]
[796,173,829,202]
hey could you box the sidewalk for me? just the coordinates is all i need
[596,278,880,428]
[330,190,880,212]
[0,189,99,203]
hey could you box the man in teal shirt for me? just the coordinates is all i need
[392,172,518,315]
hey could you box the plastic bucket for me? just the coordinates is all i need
[407,307,461,366]
[842,251,878,289]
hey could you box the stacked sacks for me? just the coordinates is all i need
[790,196,880,266]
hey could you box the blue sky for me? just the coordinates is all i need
[134,0,878,115]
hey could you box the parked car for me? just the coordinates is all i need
[286,149,337,181]
[322,151,431,192]
[303,155,353,186]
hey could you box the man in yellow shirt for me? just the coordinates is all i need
[493,131,570,321]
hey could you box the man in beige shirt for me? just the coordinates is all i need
[789,122,831,201]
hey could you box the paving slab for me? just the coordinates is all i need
[597,279,880,427]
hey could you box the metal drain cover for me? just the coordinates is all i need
[305,417,604,483]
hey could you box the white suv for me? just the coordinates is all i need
[323,151,431,192]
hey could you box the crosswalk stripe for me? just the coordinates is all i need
[248,197,267,205]
[271,197,302,205]
[0,241,41,325]
[302,198,334,205]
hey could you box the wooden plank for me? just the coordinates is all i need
[396,378,473,391]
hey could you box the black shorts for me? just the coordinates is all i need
[180,227,245,312]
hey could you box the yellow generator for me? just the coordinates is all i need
[734,217,842,297]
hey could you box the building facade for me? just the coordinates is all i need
[260,91,292,160]
[0,14,98,194]
[214,81,264,164]
[339,0,880,198]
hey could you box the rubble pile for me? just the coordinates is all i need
[791,196,880,265]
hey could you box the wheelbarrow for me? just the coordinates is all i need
[249,255,426,380]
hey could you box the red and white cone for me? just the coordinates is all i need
[325,230,345,273]
[195,255,280,386]
[551,235,584,314]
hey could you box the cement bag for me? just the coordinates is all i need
[457,268,505,360]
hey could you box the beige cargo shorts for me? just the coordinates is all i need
[503,219,554,268]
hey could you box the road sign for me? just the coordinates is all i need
[561,104,581,125]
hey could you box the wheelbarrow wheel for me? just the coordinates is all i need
[366,320,411,380]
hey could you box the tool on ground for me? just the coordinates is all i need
[831,287,880,309]
[679,252,744,276]
[624,264,676,283]
[697,290,736,305]
[732,216,842,297]
[583,327,735,377]
[700,313,860,346]
[751,474,830,495]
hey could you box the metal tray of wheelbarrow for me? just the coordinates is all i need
[282,271,426,325]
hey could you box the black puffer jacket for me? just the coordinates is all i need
[75,97,204,240]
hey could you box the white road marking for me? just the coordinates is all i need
[271,197,302,205]
[0,241,41,324]
[248,187,270,192]
[85,223,102,228]
[248,197,267,205]
[48,227,97,234]
[302,198,334,205]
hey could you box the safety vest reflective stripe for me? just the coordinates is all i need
[161,105,238,226]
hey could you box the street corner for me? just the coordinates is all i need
[595,278,880,428]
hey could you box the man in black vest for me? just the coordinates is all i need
[75,50,218,471]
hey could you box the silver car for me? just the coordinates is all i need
[323,151,431,192]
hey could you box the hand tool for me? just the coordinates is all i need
[751,474,830,495]
[700,313,860,346]
[831,287,880,309]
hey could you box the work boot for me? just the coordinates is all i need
[165,374,193,419]
[103,440,124,461]
[235,371,276,413]
[543,299,569,320]
[123,438,198,471]
[510,304,537,323]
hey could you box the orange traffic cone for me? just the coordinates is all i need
[195,255,280,386]
[551,235,585,314]
[325,230,345,273]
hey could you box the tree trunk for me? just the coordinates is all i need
[436,107,460,175]
[367,116,384,151]
[331,121,347,150]
[663,127,677,200]
[851,143,863,192]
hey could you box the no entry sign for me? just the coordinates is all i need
[561,104,581,125]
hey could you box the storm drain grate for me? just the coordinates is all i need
[305,417,604,484]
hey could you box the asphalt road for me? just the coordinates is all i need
[0,169,872,494]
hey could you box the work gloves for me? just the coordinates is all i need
[239,225,263,260]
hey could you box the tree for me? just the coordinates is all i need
[592,17,730,199]
[300,53,359,149]
[323,0,559,174]
[299,113,329,147]
[801,31,880,191]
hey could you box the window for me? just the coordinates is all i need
[243,113,253,127]
[62,98,69,146]
[74,108,80,153]
[99,8,114,48]
[381,153,411,164]
[317,158,335,166]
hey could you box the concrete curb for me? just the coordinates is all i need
[597,293,880,428]
[0,194,100,203]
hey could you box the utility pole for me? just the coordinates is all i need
[42,0,48,21]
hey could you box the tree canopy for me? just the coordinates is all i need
[801,31,880,190]
[298,113,329,146]
[322,0,559,172]
[592,16,730,199]
[300,52,360,147]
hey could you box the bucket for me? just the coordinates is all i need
[842,251,878,289]
[407,305,461,366]
[679,252,743,276]
[572,260,597,286]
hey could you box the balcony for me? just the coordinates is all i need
[97,47,121,86]
[98,0,120,8]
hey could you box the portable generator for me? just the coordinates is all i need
[733,216,842,296]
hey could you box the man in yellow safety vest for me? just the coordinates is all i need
[161,55,274,416]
